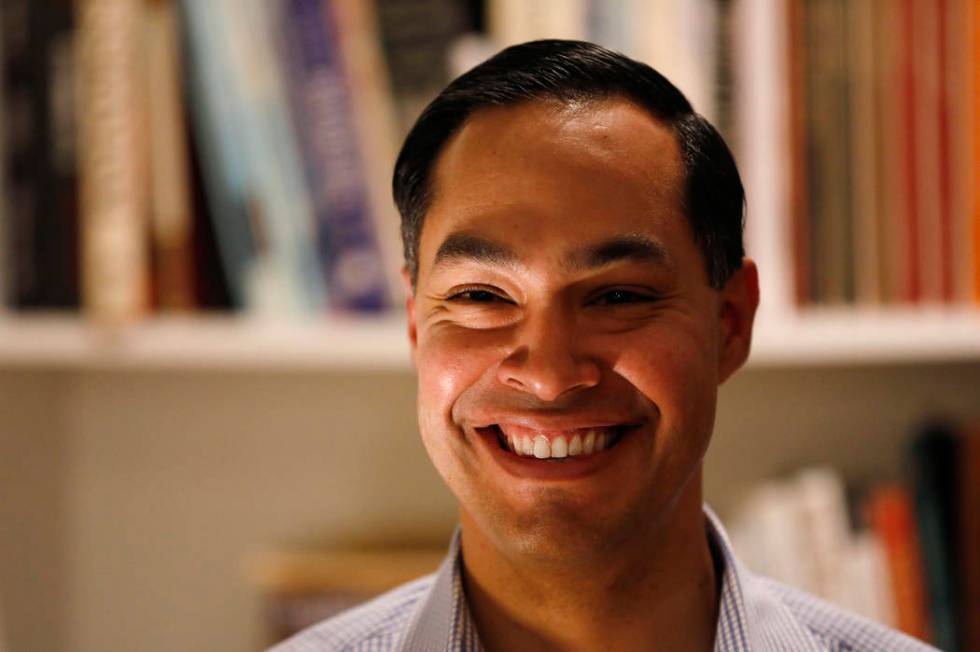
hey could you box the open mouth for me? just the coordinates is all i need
[478,424,632,462]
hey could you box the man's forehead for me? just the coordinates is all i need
[431,231,676,274]
[431,97,684,196]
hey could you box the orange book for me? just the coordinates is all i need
[864,485,930,642]
[973,0,980,303]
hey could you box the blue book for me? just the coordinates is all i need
[179,0,326,315]
[280,0,391,312]
[178,0,256,309]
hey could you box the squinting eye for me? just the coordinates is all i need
[592,289,657,305]
[448,289,507,303]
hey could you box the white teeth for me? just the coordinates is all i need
[551,435,568,458]
[533,435,550,458]
[583,430,596,454]
[501,428,621,459]
[522,435,534,456]
[595,431,608,452]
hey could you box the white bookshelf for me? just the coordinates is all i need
[0,309,977,370]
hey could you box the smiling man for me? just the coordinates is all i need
[273,40,935,652]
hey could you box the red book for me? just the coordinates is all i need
[864,485,930,641]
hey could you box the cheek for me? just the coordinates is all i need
[416,327,502,428]
[614,324,718,435]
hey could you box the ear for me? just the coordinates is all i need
[717,258,759,384]
[402,267,418,366]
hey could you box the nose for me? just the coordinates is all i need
[496,312,601,402]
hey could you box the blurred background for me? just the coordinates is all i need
[0,0,978,650]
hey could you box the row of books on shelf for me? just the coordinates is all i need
[1,0,978,325]
[729,419,980,652]
[482,0,980,310]
[782,0,980,308]
[0,0,474,322]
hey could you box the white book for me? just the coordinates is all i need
[731,479,819,594]
[793,467,852,605]
[730,0,794,319]
[77,0,149,324]
[487,0,588,47]
[839,531,896,627]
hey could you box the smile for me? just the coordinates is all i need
[485,424,629,461]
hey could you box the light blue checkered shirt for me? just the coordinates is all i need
[270,507,937,651]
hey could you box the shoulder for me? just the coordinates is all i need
[757,577,939,652]
[267,574,436,652]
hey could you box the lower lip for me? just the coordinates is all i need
[473,426,637,481]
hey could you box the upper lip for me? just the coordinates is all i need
[474,414,642,432]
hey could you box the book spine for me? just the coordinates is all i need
[948,0,976,304]
[911,0,944,304]
[909,425,960,651]
[281,0,390,312]
[847,0,881,304]
[872,0,905,304]
[586,0,632,55]
[899,0,921,303]
[731,0,795,314]
[804,0,854,305]
[77,0,148,323]
[177,0,257,310]
[864,484,931,641]
[330,0,406,306]
[144,0,196,311]
[973,0,980,305]
[2,0,80,310]
[959,424,980,651]
[787,0,810,306]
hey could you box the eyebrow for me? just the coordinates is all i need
[432,232,673,272]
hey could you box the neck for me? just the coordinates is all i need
[459,480,719,652]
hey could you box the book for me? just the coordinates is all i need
[872,0,906,305]
[959,424,980,651]
[144,0,196,311]
[373,0,474,134]
[787,0,810,306]
[331,0,407,307]
[179,0,325,315]
[1,0,80,310]
[77,0,149,323]
[280,0,391,312]
[0,1,7,311]
[864,484,930,641]
[731,0,795,315]
[972,0,980,305]
[802,0,853,305]
[910,0,945,305]
[487,0,588,48]
[730,478,820,594]
[908,423,960,651]
[897,0,921,303]
[846,0,881,304]
[177,0,257,309]
[947,0,977,304]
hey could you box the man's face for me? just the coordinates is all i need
[406,98,754,560]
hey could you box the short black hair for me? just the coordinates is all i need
[393,39,745,290]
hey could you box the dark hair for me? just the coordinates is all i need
[393,39,745,290]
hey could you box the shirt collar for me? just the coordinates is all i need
[402,506,822,652]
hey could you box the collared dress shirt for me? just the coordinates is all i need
[270,507,938,652]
